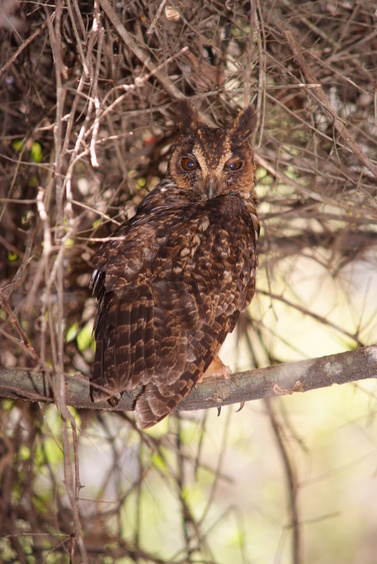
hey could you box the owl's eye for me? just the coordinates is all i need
[225,160,243,171]
[181,157,199,171]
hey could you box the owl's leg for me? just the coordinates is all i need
[198,355,231,382]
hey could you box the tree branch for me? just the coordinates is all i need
[0,346,376,414]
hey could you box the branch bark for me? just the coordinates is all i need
[0,346,376,413]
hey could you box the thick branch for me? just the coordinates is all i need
[0,346,376,413]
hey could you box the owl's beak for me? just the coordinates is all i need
[206,177,215,200]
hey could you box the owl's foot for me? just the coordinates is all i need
[198,355,232,383]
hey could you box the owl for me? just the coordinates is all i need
[90,101,259,429]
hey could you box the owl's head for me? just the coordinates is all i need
[168,101,256,201]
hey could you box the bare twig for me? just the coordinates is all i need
[285,30,377,178]
[265,400,302,564]
[99,0,185,100]
[0,20,49,77]
[0,289,39,362]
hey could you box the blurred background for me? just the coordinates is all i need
[0,1,377,562]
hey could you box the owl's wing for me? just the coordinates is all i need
[91,191,258,429]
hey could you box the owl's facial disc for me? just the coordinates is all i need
[169,119,255,200]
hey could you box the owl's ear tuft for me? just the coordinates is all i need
[231,105,256,140]
[175,99,202,133]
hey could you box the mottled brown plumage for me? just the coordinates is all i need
[90,101,259,429]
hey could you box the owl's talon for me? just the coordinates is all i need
[235,401,245,413]
[108,393,122,407]
[230,374,239,387]
[217,406,222,417]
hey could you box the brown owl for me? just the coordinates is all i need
[90,101,259,429]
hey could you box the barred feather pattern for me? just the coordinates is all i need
[91,103,259,429]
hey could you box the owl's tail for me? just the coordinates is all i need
[134,377,195,429]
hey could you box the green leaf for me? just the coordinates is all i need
[77,321,94,352]
[12,139,24,152]
[8,251,18,262]
[66,322,79,343]
[30,141,43,163]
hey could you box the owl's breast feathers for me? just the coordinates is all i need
[91,181,259,428]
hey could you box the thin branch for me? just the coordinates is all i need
[99,0,185,101]
[285,30,377,179]
[0,19,49,78]
[0,346,376,414]
[265,400,302,564]
[0,289,39,362]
